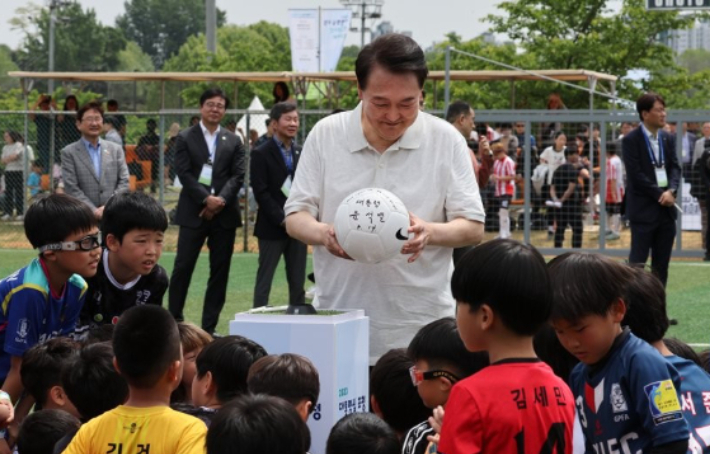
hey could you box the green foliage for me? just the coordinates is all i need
[12,1,127,74]
[0,45,20,92]
[116,0,227,69]
[162,23,292,108]
[483,0,698,107]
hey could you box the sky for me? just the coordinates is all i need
[0,0,503,52]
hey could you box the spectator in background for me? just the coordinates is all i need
[550,147,584,249]
[498,123,518,157]
[57,95,82,153]
[693,122,710,253]
[254,118,274,148]
[61,102,129,220]
[190,115,200,127]
[29,94,56,171]
[540,131,567,237]
[697,143,710,261]
[273,81,292,105]
[541,92,566,147]
[106,99,127,141]
[681,122,698,180]
[225,119,237,134]
[513,121,538,158]
[27,160,43,200]
[103,116,123,148]
[1,131,34,221]
[165,122,181,184]
[618,121,634,140]
[137,119,161,193]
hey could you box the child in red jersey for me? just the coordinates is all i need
[438,239,575,454]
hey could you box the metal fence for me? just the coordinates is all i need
[0,108,707,257]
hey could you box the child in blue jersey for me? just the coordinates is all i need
[623,267,710,453]
[0,194,99,450]
[549,253,690,454]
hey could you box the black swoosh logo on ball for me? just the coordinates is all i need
[396,228,408,240]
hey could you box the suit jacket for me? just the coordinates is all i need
[174,124,245,229]
[61,138,129,210]
[622,126,681,224]
[250,138,302,240]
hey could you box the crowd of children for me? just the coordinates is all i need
[0,191,707,454]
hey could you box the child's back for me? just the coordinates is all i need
[63,305,206,454]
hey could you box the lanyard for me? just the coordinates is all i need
[209,136,218,163]
[278,141,294,174]
[642,130,664,168]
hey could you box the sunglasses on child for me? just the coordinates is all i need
[39,232,102,252]
[409,366,459,387]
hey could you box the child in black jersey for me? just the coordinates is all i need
[76,192,169,337]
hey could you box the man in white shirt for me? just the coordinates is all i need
[284,34,485,363]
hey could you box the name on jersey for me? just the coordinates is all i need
[510,385,568,410]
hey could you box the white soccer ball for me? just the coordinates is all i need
[334,188,411,264]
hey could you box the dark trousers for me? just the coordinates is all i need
[4,171,24,216]
[705,203,710,257]
[168,221,237,334]
[629,215,676,287]
[554,203,582,248]
[253,237,307,307]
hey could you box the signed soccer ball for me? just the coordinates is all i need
[333,188,410,264]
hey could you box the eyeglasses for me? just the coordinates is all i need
[39,232,102,252]
[81,116,103,124]
[409,366,459,387]
[204,102,226,110]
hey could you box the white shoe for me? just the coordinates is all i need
[0,215,11,221]
[545,200,562,208]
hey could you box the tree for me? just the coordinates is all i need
[116,0,226,69]
[161,22,291,108]
[11,1,126,74]
[484,0,698,106]
[0,45,20,92]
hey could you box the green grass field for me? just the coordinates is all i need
[0,249,707,346]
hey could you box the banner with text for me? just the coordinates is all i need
[288,9,352,73]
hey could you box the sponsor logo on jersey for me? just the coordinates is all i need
[644,379,683,425]
[610,383,628,413]
[16,318,28,339]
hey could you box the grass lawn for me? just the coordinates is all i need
[0,249,707,347]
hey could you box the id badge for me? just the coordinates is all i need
[281,175,292,197]
[199,163,213,187]
[655,166,668,188]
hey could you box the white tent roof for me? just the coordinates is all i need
[236,96,268,137]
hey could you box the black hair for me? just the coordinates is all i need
[698,350,710,373]
[200,87,230,109]
[553,131,566,140]
[370,348,430,434]
[81,324,115,346]
[326,412,399,454]
[621,267,668,344]
[607,142,618,155]
[407,317,489,379]
[270,102,298,121]
[355,34,428,90]
[113,305,181,389]
[564,146,579,158]
[636,92,665,122]
[330,108,346,115]
[24,194,97,250]
[63,95,78,111]
[548,252,635,323]
[190,115,200,125]
[16,409,81,454]
[76,102,104,122]
[30,159,42,169]
[61,342,128,421]
[273,82,291,103]
[104,116,121,129]
[20,337,79,406]
[146,118,157,129]
[7,131,24,143]
[206,394,310,454]
[445,100,472,124]
[452,239,551,336]
[107,99,119,108]
[533,325,579,383]
[195,335,267,403]
[664,338,703,367]
[101,191,168,242]
[264,118,272,127]
[247,354,320,411]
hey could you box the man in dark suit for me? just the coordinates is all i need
[622,93,681,287]
[250,102,307,307]
[61,102,129,220]
[168,88,245,334]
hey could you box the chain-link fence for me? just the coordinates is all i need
[1,108,707,257]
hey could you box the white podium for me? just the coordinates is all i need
[229,308,369,454]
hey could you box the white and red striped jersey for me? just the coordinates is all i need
[605,155,624,203]
[493,156,516,197]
